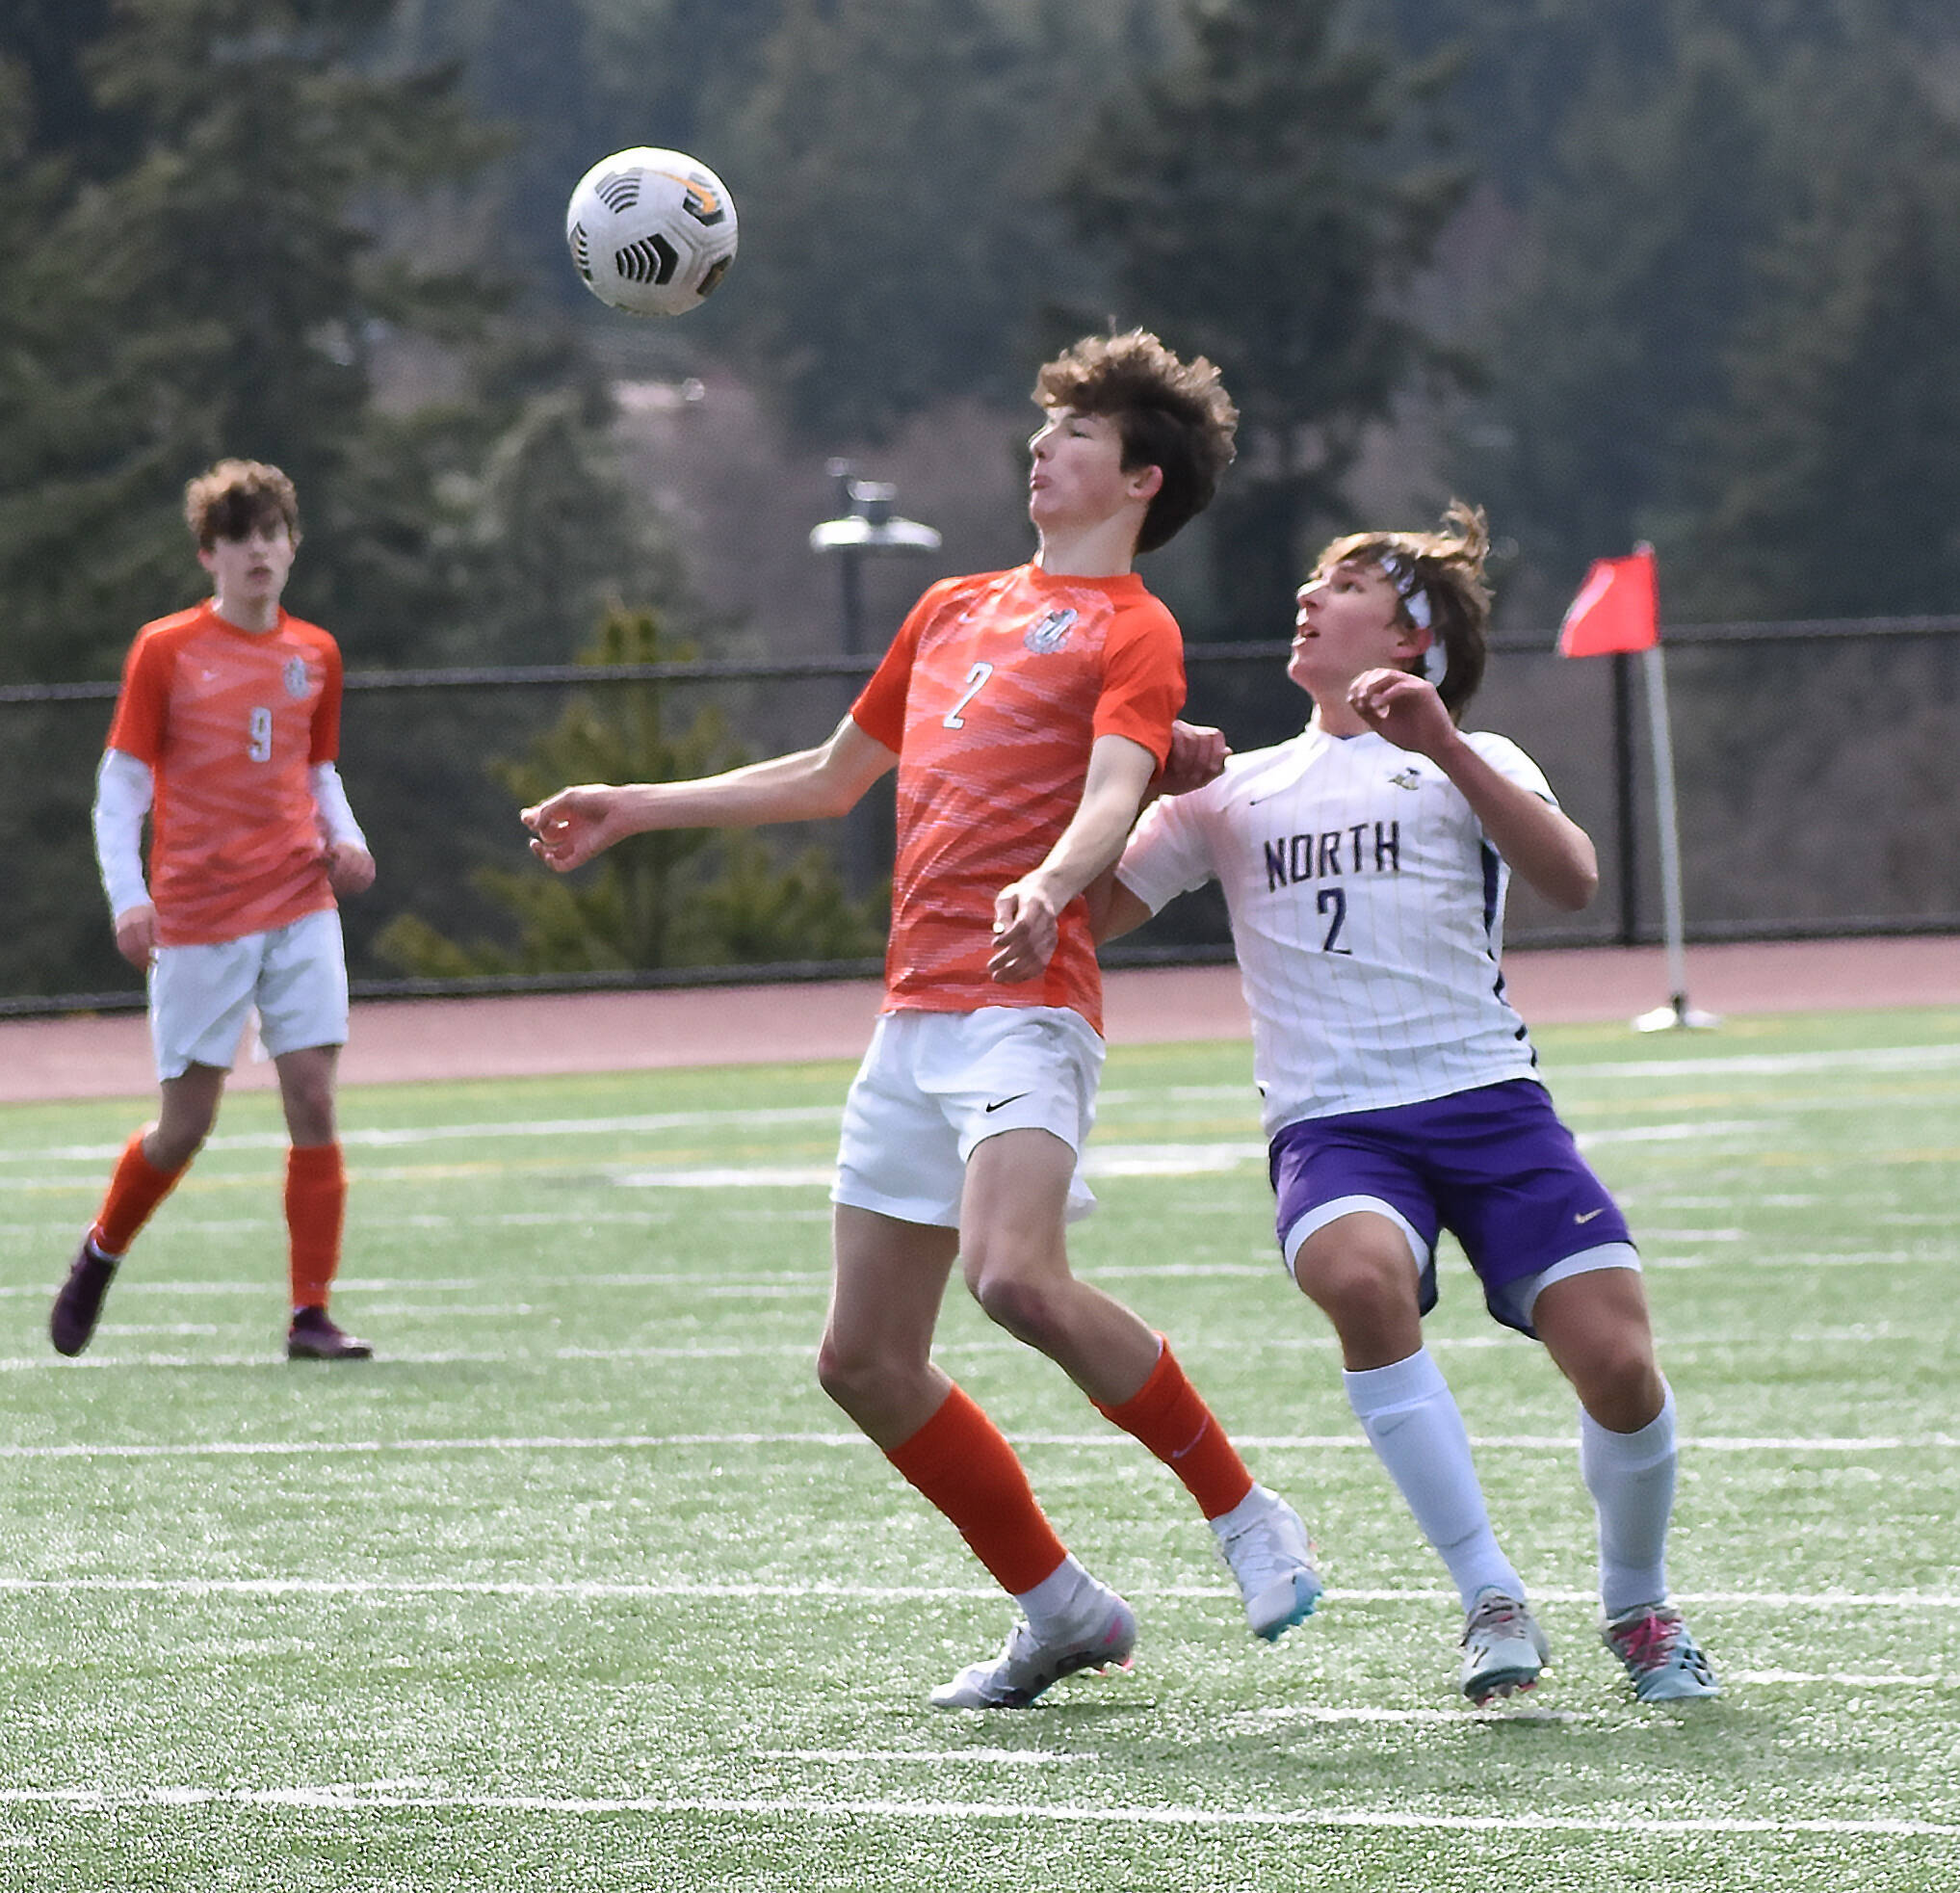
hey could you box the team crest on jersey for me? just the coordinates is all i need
[1023,607,1078,654]
[282,657,311,699]
[1388,767,1423,790]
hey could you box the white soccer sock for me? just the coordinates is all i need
[1345,1350,1524,1611]
[1581,1383,1678,1618]
[1016,1554,1104,1640]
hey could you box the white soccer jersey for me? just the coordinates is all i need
[1117,723,1555,1135]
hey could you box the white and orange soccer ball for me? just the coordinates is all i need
[564,146,738,318]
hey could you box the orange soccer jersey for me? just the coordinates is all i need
[105,602,345,948]
[850,564,1185,1034]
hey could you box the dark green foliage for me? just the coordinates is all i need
[0,0,724,1004]
[0,0,507,681]
[1056,0,1473,637]
[1456,29,1786,610]
[716,0,1060,443]
[1682,113,1960,618]
[1446,7,1960,618]
[372,607,885,978]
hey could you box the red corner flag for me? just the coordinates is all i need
[1558,546,1659,656]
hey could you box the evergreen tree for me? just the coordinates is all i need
[719,0,1060,443]
[1451,28,1786,615]
[373,608,884,977]
[1055,0,1471,639]
[599,0,788,161]
[0,0,504,680]
[1682,102,1960,617]
[0,0,130,171]
[0,2,702,1002]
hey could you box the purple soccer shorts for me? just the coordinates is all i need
[1267,1078,1636,1335]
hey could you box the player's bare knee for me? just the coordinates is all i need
[815,1332,884,1417]
[968,1269,1060,1349]
[1571,1345,1664,1433]
[146,1115,215,1170]
[1298,1244,1410,1331]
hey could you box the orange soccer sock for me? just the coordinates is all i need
[884,1383,1071,1597]
[92,1131,189,1257]
[285,1142,348,1311]
[1095,1337,1256,1521]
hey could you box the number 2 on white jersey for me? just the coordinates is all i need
[1317,886,1350,954]
[943,661,994,729]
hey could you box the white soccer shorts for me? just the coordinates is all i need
[147,907,350,1081]
[831,1005,1105,1229]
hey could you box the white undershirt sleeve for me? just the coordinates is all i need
[92,749,154,920]
[309,762,369,851]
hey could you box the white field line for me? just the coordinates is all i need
[1111,1042,1960,1099]
[1554,1043,1960,1081]
[2,1033,1950,1178]
[18,1040,1951,1175]
[1,1575,1956,1615]
[0,1127,1787,1188]
[756,1748,1089,1766]
[1723,1670,1956,1689]
[0,1428,1952,1459]
[0,1326,1944,1371]
[0,1105,846,1167]
[0,1782,1952,1838]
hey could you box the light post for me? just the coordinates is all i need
[809,463,943,898]
[809,460,943,655]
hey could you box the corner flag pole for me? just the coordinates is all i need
[1556,543,1716,1032]
[1635,630,1713,1029]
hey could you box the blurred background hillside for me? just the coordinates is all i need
[3,0,1956,1006]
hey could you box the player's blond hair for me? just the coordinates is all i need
[184,460,301,550]
[1033,329,1238,553]
[1315,500,1493,718]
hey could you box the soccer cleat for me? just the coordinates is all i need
[1213,1487,1323,1643]
[929,1591,1137,1710]
[51,1235,118,1357]
[1459,1588,1552,1703]
[1603,1602,1720,1701]
[286,1306,374,1361]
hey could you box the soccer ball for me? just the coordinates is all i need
[564,147,738,318]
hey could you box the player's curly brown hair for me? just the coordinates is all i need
[1033,330,1238,554]
[1314,500,1494,719]
[184,460,301,551]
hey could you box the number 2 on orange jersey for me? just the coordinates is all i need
[943,661,994,730]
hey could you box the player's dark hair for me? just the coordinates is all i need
[184,460,301,550]
[1033,330,1238,553]
[1317,501,1493,719]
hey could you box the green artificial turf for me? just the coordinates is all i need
[2,1006,1955,1889]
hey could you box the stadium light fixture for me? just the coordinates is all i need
[810,461,942,654]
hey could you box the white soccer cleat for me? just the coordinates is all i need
[1603,1602,1720,1702]
[1213,1486,1323,1643]
[928,1591,1138,1710]
[1459,1588,1551,1703]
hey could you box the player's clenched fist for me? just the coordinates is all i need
[523,785,626,872]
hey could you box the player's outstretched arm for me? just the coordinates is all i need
[524,714,899,874]
[1349,667,1598,911]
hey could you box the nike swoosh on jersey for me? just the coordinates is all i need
[984,1091,1032,1113]
[1574,1206,1607,1223]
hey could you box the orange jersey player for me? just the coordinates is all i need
[855,559,1185,1030]
[51,459,379,1364]
[524,330,1323,1710]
